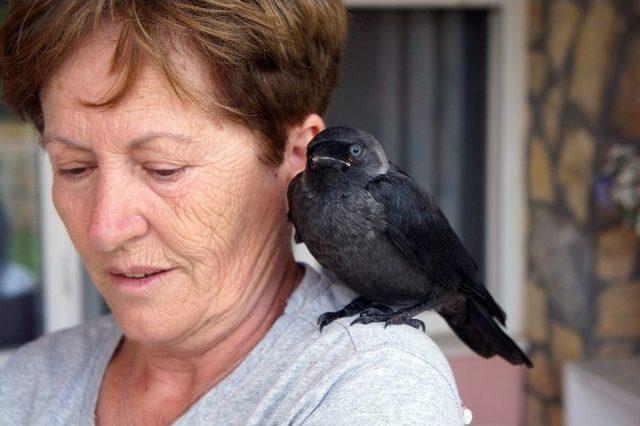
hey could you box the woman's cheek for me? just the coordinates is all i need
[171,189,238,258]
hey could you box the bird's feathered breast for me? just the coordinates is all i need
[289,172,384,236]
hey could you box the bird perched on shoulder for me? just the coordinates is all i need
[287,126,533,368]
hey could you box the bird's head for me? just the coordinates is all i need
[305,127,389,180]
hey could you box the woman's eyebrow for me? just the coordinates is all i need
[129,132,199,149]
[39,134,91,151]
[39,131,198,150]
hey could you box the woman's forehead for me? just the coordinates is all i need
[41,23,212,123]
[39,30,225,149]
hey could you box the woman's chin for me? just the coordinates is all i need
[111,304,200,346]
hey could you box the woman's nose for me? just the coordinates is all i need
[87,174,149,253]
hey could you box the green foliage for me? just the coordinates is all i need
[8,230,40,275]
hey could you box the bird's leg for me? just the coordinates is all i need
[358,303,394,317]
[351,299,440,332]
[318,297,375,331]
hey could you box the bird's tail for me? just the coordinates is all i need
[439,299,533,368]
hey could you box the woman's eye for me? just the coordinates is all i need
[146,167,186,182]
[58,167,93,180]
[349,144,362,156]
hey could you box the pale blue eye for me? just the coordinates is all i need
[349,144,362,156]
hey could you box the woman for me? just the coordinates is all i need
[0,1,464,424]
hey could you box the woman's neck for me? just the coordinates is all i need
[112,233,302,423]
[130,257,299,376]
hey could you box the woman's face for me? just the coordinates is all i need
[40,26,296,344]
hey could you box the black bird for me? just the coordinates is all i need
[287,126,533,368]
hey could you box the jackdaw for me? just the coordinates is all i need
[287,126,533,368]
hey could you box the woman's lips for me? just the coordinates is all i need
[108,268,174,290]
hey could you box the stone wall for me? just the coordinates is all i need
[526,0,640,424]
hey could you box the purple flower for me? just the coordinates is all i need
[595,175,613,209]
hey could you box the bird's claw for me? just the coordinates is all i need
[318,312,341,332]
[351,308,426,332]
[383,316,426,332]
[360,305,393,317]
[317,297,374,332]
[350,314,386,326]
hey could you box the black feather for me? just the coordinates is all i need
[368,165,507,326]
[367,165,480,291]
[440,301,533,368]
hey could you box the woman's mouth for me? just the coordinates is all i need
[108,267,174,290]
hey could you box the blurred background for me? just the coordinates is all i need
[1,0,639,425]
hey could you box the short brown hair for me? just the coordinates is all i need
[0,0,347,165]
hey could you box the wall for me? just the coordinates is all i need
[526,0,640,424]
[450,355,524,426]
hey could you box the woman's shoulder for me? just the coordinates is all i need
[3,315,118,366]
[0,314,120,391]
[318,313,457,380]
[278,265,464,424]
[0,315,120,422]
[303,328,464,425]
[304,310,462,417]
[289,264,457,375]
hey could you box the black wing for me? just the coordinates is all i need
[368,164,506,324]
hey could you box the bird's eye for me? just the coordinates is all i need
[348,144,362,157]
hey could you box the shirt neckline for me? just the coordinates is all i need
[81,263,318,425]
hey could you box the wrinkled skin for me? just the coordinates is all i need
[40,22,319,424]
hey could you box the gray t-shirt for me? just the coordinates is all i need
[0,264,463,425]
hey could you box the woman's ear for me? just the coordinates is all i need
[283,114,325,179]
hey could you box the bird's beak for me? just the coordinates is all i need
[310,156,351,170]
